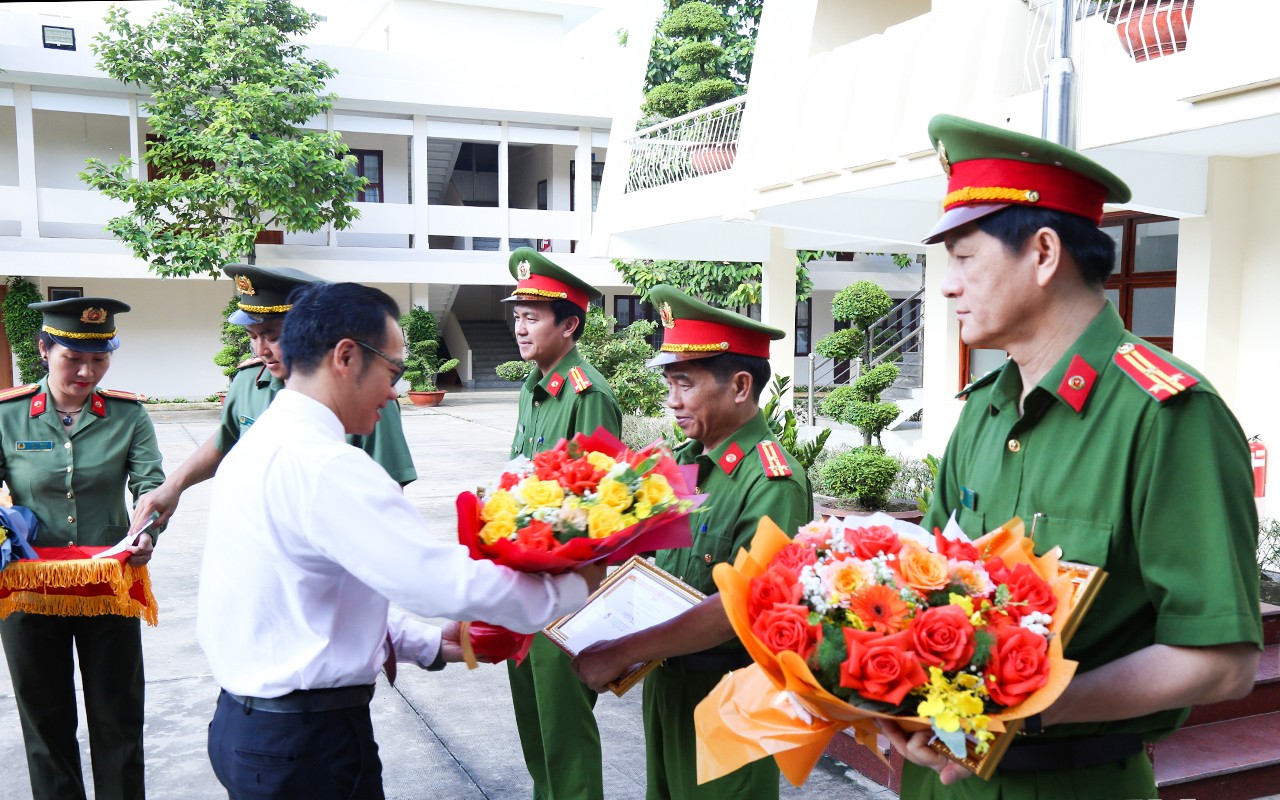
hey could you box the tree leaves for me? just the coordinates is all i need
[611,257,813,308]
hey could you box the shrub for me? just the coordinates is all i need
[832,281,894,328]
[212,294,252,379]
[762,375,830,472]
[577,307,666,417]
[814,328,863,362]
[819,447,900,510]
[2,277,44,383]
[401,306,449,391]
[1260,518,1280,576]
[496,360,532,383]
[622,414,684,453]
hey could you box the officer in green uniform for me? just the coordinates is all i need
[571,285,813,800]
[881,115,1263,800]
[0,297,164,800]
[133,265,416,529]
[502,246,622,800]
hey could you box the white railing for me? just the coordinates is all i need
[625,95,747,193]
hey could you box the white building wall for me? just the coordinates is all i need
[32,110,128,190]
[0,106,17,185]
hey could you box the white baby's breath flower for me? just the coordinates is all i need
[1019,611,1053,637]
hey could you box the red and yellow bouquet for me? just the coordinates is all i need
[457,427,703,664]
[695,513,1102,783]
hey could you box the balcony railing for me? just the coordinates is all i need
[625,95,747,193]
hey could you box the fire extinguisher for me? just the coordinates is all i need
[1251,436,1267,498]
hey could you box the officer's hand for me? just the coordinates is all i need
[574,562,607,594]
[571,638,635,693]
[876,719,972,786]
[127,533,154,567]
[438,621,465,663]
[133,484,179,530]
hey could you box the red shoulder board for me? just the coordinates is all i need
[568,366,593,394]
[237,355,263,370]
[718,442,745,475]
[1113,343,1198,402]
[0,384,39,406]
[1055,354,1098,413]
[99,389,147,404]
[546,372,565,397]
[757,441,793,478]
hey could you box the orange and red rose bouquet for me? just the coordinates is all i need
[695,512,1095,783]
[457,427,703,665]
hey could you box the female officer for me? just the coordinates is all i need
[0,296,164,800]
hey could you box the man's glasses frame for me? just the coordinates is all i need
[353,339,407,385]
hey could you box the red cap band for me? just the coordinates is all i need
[511,274,590,312]
[660,318,771,359]
[945,158,1108,224]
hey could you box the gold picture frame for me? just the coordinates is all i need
[545,556,705,697]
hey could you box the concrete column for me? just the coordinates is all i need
[327,109,338,248]
[13,85,39,239]
[128,95,141,181]
[411,114,430,249]
[920,243,963,458]
[575,127,592,244]
[760,227,796,405]
[498,121,510,250]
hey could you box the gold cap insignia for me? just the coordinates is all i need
[937,140,952,178]
[659,302,675,329]
[234,275,256,295]
[517,260,532,280]
[80,307,107,324]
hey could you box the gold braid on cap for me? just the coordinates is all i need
[661,342,729,353]
[42,325,116,340]
[237,302,292,314]
[944,186,1041,206]
[514,288,568,300]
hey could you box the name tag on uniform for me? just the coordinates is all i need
[961,486,978,511]
[238,415,255,428]
[15,441,54,451]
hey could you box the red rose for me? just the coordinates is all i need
[911,604,976,672]
[985,625,1050,707]
[840,628,927,705]
[769,543,818,574]
[516,520,557,552]
[845,524,903,560]
[747,565,801,622]
[498,472,521,491]
[935,528,980,562]
[557,459,605,495]
[751,603,822,660]
[998,563,1058,622]
[532,450,569,481]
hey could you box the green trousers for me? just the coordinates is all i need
[642,664,779,800]
[508,633,603,799]
[0,612,146,800]
[900,751,1157,800]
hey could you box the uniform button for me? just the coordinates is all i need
[67,515,75,523]
[703,554,712,563]
[1007,439,1021,453]
[64,442,72,449]
[66,492,73,499]
[66,466,73,474]
[534,401,541,407]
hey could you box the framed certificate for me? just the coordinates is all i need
[545,556,705,697]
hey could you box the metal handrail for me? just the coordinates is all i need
[625,96,748,192]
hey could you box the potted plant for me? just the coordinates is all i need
[1101,0,1194,62]
[399,306,458,407]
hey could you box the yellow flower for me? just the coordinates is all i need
[633,498,654,520]
[949,594,975,618]
[588,504,626,538]
[521,478,565,510]
[481,490,518,522]
[639,473,676,507]
[586,451,617,472]
[595,479,634,513]
[479,516,516,545]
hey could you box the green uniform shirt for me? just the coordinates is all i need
[0,378,164,546]
[925,304,1262,741]
[218,362,417,485]
[509,346,622,458]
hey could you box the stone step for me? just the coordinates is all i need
[1154,711,1280,799]
[1184,643,1280,726]
[823,730,903,794]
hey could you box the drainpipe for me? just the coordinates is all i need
[1042,0,1077,148]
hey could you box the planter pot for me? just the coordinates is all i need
[1105,0,1194,63]
[216,391,227,406]
[406,390,446,407]
[813,493,924,526]
[689,143,737,175]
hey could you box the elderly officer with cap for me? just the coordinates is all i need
[876,115,1262,799]
[572,285,813,800]
[501,246,622,800]
[132,264,416,530]
[0,296,163,800]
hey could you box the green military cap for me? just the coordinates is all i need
[923,114,1132,244]
[223,264,323,325]
[645,284,784,367]
[501,247,601,313]
[29,296,131,353]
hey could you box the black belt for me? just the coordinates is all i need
[663,651,753,673]
[224,685,375,714]
[999,733,1144,772]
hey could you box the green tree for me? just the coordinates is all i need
[612,250,824,309]
[400,306,458,392]
[577,307,667,417]
[2,278,45,383]
[80,0,365,278]
[212,294,253,379]
[642,2,740,119]
[643,0,763,100]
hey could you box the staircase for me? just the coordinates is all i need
[823,602,1280,797]
[461,320,523,389]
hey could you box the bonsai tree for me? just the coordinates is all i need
[212,294,253,379]
[816,281,901,447]
[2,277,45,383]
[399,306,457,392]
[642,2,741,120]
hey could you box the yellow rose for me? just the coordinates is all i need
[633,498,654,520]
[587,504,625,539]
[521,478,565,510]
[586,451,617,472]
[481,490,518,522]
[639,474,675,508]
[595,479,633,513]
[479,516,516,545]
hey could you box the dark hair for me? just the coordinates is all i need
[281,283,401,376]
[36,331,55,373]
[551,299,587,342]
[975,206,1117,287]
[691,352,771,403]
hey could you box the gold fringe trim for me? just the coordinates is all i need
[662,341,729,353]
[0,561,158,626]
[238,302,292,314]
[944,186,1040,207]
[514,288,568,300]
[42,325,116,340]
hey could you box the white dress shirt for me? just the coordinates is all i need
[197,389,588,698]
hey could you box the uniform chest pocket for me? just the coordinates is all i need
[1032,516,1114,568]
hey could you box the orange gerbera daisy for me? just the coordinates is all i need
[849,584,910,635]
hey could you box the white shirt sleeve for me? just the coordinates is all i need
[386,606,442,668]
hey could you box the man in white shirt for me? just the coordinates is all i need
[198,282,602,799]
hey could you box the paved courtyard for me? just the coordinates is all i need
[0,390,894,799]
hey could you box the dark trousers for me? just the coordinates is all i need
[0,612,146,800]
[208,690,385,800]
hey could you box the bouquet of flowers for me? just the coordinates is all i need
[695,512,1102,783]
[457,427,703,665]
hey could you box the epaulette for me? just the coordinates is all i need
[0,384,39,403]
[756,440,793,478]
[568,366,593,394]
[237,356,263,370]
[98,388,147,403]
[956,368,1000,399]
[1113,341,1199,403]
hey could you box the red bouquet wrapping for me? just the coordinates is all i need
[0,546,158,625]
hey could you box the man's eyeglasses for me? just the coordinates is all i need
[353,340,407,385]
